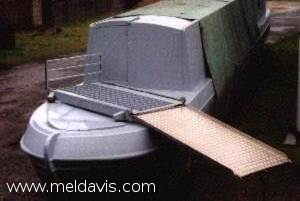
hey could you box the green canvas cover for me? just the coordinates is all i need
[119,0,262,108]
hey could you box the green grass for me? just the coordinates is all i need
[0,17,105,68]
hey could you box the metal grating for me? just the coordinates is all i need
[59,84,179,113]
[135,106,290,177]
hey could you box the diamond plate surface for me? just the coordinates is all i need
[61,84,177,112]
[136,106,290,177]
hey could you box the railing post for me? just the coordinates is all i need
[45,60,48,90]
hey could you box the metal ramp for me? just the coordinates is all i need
[135,106,290,177]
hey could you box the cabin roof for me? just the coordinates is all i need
[118,0,234,20]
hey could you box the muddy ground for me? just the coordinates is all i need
[0,2,300,201]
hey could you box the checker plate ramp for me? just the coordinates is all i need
[135,106,290,177]
[54,83,181,117]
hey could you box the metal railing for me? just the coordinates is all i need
[45,53,102,90]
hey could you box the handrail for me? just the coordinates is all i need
[45,53,102,90]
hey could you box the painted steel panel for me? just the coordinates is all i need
[87,25,129,85]
[119,0,265,109]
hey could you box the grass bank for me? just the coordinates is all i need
[0,17,104,69]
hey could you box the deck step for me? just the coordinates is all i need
[54,83,182,118]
